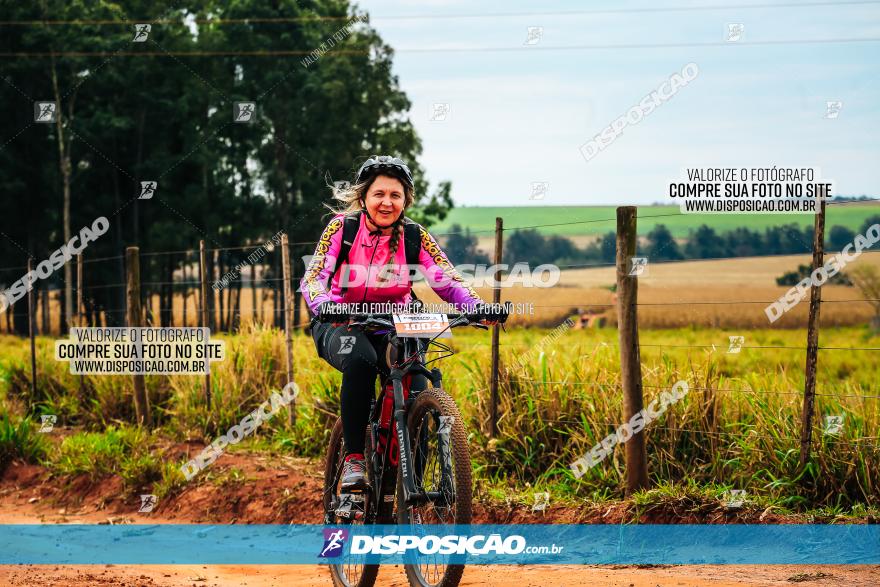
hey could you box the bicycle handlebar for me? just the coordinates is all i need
[315,305,510,326]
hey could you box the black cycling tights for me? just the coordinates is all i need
[311,321,427,456]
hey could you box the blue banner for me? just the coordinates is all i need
[0,524,877,565]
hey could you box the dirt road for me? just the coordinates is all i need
[2,454,877,586]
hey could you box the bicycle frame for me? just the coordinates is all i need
[370,333,444,518]
[325,312,481,524]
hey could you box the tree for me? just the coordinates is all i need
[582,232,616,264]
[684,225,724,259]
[0,0,442,335]
[645,224,683,261]
[443,224,489,266]
[859,215,880,236]
[775,264,851,287]
[849,265,880,330]
[828,226,856,252]
[504,229,547,266]
[546,235,578,263]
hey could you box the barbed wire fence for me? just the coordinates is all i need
[2,202,879,492]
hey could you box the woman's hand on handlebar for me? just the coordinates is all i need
[472,301,511,326]
[316,301,347,323]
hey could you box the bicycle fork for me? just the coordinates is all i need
[390,368,454,508]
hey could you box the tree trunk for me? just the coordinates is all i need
[12,291,27,335]
[40,287,49,334]
[133,108,145,246]
[50,57,74,334]
[111,151,126,327]
[216,250,225,331]
[160,255,173,327]
[292,244,302,329]
[231,281,241,332]
[182,252,189,327]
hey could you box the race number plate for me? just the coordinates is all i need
[392,313,452,339]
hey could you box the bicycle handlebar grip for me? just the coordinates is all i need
[468,301,512,323]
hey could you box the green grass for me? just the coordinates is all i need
[1,324,878,512]
[50,425,163,493]
[431,204,880,238]
[0,413,49,473]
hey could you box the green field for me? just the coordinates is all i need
[432,204,880,238]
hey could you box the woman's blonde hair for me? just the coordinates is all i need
[324,173,416,275]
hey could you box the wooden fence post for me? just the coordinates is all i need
[250,262,257,326]
[489,217,503,438]
[198,241,211,409]
[800,196,827,467]
[126,246,151,428]
[281,234,296,426]
[27,258,37,403]
[616,206,648,494]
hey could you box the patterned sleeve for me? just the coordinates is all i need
[417,226,484,311]
[299,216,345,316]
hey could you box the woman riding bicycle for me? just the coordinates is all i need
[300,155,503,493]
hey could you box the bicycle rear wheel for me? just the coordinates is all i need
[323,417,378,587]
[397,387,473,587]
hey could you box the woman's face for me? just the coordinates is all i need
[363,174,405,227]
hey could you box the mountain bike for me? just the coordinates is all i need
[320,309,505,587]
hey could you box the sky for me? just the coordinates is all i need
[356,0,880,207]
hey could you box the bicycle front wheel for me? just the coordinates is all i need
[397,387,473,587]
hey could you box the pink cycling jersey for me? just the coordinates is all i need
[300,212,484,315]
